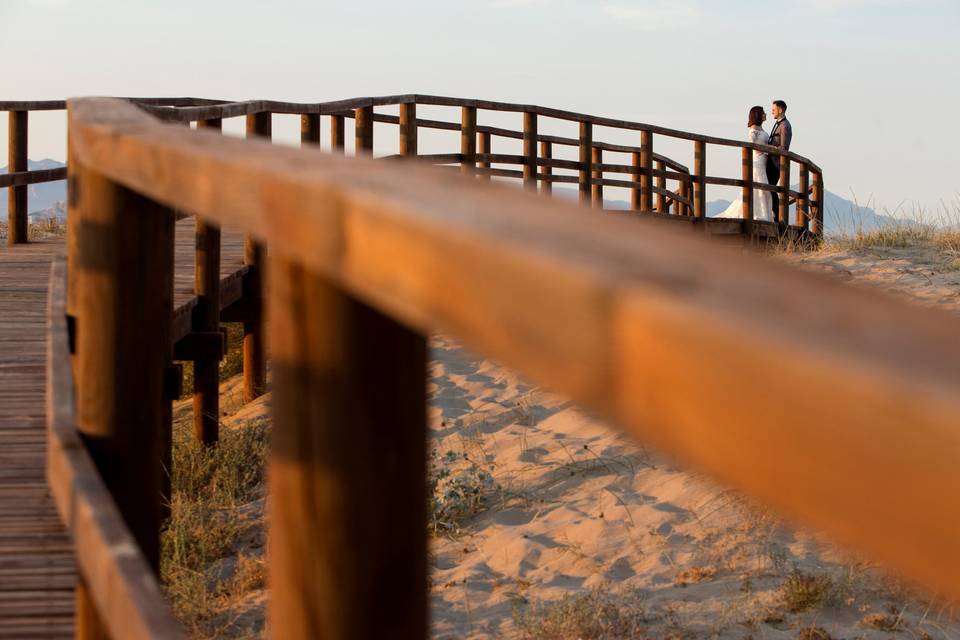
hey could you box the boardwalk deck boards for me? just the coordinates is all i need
[0,220,245,637]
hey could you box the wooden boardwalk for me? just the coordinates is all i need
[0,218,244,638]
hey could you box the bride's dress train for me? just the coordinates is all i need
[714,126,774,222]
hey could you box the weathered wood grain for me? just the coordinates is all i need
[69,98,960,603]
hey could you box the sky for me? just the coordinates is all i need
[1,0,958,214]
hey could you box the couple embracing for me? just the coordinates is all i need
[716,100,792,222]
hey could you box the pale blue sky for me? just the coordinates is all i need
[2,0,957,213]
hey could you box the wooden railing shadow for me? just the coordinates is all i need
[28,95,960,639]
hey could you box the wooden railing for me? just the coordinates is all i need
[5,94,824,247]
[50,96,960,639]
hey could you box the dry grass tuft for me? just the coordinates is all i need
[513,587,649,640]
[161,415,268,637]
[674,566,718,586]
[779,570,834,613]
[797,626,836,640]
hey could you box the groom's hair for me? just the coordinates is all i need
[773,100,787,111]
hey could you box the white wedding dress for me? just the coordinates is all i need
[713,126,774,222]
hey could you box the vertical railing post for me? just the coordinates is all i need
[243,111,270,403]
[539,140,552,195]
[70,159,174,575]
[741,146,754,228]
[679,178,690,217]
[811,171,824,242]
[693,140,706,219]
[578,122,592,205]
[630,151,641,211]
[460,106,477,175]
[655,160,666,213]
[477,131,491,180]
[779,156,791,226]
[640,129,653,212]
[399,102,417,158]
[267,258,428,639]
[301,113,321,146]
[355,106,374,154]
[591,147,603,209]
[192,118,224,446]
[7,110,28,245]
[330,114,345,152]
[797,163,810,232]
[522,111,537,190]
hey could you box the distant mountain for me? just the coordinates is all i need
[0,159,67,221]
[705,189,898,235]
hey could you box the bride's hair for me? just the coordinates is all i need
[748,106,764,127]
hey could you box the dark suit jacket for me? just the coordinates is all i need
[767,118,792,169]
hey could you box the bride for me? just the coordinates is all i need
[714,106,774,222]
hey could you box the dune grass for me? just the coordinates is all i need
[161,409,268,637]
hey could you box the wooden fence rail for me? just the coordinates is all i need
[5,94,824,251]
[50,96,960,640]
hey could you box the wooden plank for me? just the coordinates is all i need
[7,111,28,245]
[243,112,269,402]
[522,112,537,190]
[693,140,706,219]
[0,167,67,189]
[741,146,754,224]
[45,257,186,639]
[797,164,810,230]
[539,141,552,195]
[267,257,427,639]
[355,106,373,155]
[68,98,960,600]
[399,103,417,158]
[460,107,476,176]
[70,162,174,573]
[192,118,223,446]
[591,147,603,208]
[477,131,491,181]
[330,115,345,152]
[579,122,592,205]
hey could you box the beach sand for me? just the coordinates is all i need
[170,238,960,638]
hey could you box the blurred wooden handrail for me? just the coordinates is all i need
[68,97,960,602]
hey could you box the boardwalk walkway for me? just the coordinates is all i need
[0,219,244,638]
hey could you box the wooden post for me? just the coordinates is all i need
[460,106,477,175]
[477,131,491,180]
[591,147,603,209]
[267,258,427,639]
[655,160,666,213]
[741,146,754,225]
[811,171,824,241]
[539,140,552,195]
[70,161,174,574]
[693,140,706,219]
[578,121,592,205]
[399,103,417,157]
[779,156,791,226]
[75,577,108,640]
[522,111,537,190]
[301,113,321,146]
[193,118,224,446]
[640,130,653,212]
[631,151,641,211]
[330,115,345,152]
[243,112,270,403]
[679,179,690,216]
[7,110,28,245]
[797,163,810,231]
[355,106,373,155]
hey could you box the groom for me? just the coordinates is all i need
[766,100,793,215]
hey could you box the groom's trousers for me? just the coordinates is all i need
[766,159,780,219]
